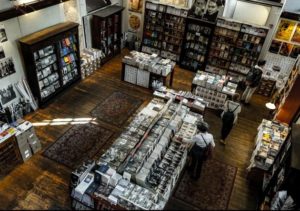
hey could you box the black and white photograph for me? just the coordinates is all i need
[0,46,5,59]
[0,85,17,106]
[189,0,225,23]
[0,57,16,78]
[0,24,8,43]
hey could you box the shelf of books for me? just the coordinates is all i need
[141,0,188,62]
[206,18,269,82]
[179,17,214,72]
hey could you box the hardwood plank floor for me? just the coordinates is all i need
[0,49,269,210]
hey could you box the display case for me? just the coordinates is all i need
[179,17,214,72]
[141,0,188,62]
[92,5,124,64]
[19,21,81,107]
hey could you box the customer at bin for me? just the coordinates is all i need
[241,60,266,104]
[187,122,215,180]
[220,93,241,145]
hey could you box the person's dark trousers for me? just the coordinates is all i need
[221,123,234,140]
[189,145,204,179]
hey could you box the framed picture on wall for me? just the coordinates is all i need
[292,23,300,44]
[279,42,293,56]
[275,19,297,41]
[0,85,17,106]
[128,0,144,13]
[0,57,16,78]
[189,0,225,23]
[269,40,282,54]
[0,46,5,59]
[290,45,300,58]
[0,24,8,43]
[128,12,142,33]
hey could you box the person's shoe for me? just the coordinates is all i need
[220,139,226,145]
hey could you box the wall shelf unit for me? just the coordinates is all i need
[19,21,81,108]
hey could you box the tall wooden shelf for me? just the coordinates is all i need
[91,5,124,64]
[141,0,188,62]
[179,17,215,72]
[206,18,269,82]
[274,56,300,124]
[19,21,81,108]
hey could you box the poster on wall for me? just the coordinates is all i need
[128,12,142,33]
[0,57,16,78]
[189,0,226,23]
[0,46,5,59]
[292,23,300,43]
[0,24,8,43]
[275,19,296,41]
[0,85,17,106]
[160,0,189,8]
[269,40,282,54]
[128,0,144,13]
[290,45,300,58]
[279,42,293,56]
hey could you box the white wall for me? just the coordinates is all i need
[283,0,300,13]
[0,4,66,107]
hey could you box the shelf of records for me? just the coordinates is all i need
[153,86,208,114]
[247,119,290,172]
[70,97,204,210]
[191,71,238,109]
[122,51,175,88]
[80,48,104,79]
[207,17,268,78]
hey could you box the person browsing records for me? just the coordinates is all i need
[187,122,215,180]
[241,60,266,105]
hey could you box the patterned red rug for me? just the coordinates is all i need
[173,159,237,210]
[90,91,143,127]
[43,123,113,169]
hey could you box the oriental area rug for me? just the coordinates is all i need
[173,159,237,210]
[43,123,113,169]
[90,91,143,127]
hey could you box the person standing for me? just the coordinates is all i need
[220,94,241,145]
[241,60,266,105]
[187,122,215,180]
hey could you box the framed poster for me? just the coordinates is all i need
[0,46,5,59]
[189,0,225,23]
[0,24,8,43]
[279,42,293,56]
[128,12,142,33]
[269,40,282,54]
[0,85,17,106]
[0,57,16,78]
[290,45,300,58]
[275,19,296,41]
[128,0,144,13]
[292,23,300,43]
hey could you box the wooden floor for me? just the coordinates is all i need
[0,49,269,210]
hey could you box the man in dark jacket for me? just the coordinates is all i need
[241,60,266,104]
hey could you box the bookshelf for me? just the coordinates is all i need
[179,17,215,72]
[206,18,269,82]
[19,21,81,108]
[141,0,188,62]
[92,5,124,64]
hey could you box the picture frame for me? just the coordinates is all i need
[275,19,297,41]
